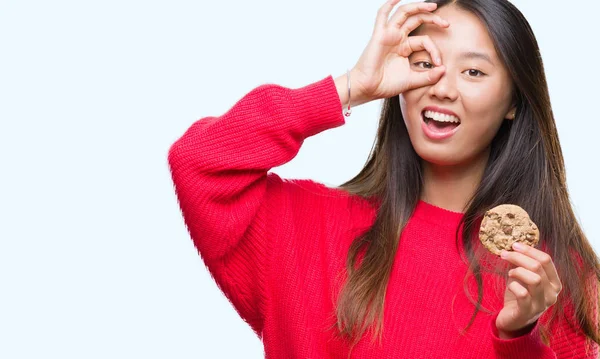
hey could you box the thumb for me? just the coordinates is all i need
[407,65,445,90]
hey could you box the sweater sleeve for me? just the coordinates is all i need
[167,75,346,337]
[489,294,599,358]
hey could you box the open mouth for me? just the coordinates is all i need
[421,110,461,132]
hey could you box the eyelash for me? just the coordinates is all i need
[413,61,486,77]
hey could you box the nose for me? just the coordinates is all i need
[428,70,458,102]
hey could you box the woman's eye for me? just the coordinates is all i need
[413,62,486,77]
[414,61,434,69]
[464,69,485,77]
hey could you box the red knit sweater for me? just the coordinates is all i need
[167,75,598,358]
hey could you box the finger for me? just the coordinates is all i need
[395,11,449,34]
[508,280,533,312]
[375,0,405,32]
[397,13,449,44]
[509,267,545,304]
[400,35,442,65]
[389,14,448,61]
[385,1,438,31]
[501,249,551,289]
[512,243,562,292]
[407,65,445,89]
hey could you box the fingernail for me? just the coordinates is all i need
[513,243,524,251]
[501,250,509,258]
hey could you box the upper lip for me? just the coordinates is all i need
[422,106,461,122]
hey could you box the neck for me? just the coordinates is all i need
[420,148,490,213]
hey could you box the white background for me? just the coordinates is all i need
[1,0,599,358]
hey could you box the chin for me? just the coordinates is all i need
[413,142,464,167]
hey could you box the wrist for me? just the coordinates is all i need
[497,321,537,339]
[334,69,370,111]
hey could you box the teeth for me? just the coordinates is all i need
[423,110,460,124]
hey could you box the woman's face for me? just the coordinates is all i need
[400,5,515,166]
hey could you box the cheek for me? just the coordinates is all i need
[399,91,422,128]
[461,86,509,135]
[461,80,511,113]
[461,86,498,110]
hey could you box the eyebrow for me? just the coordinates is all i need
[459,51,494,65]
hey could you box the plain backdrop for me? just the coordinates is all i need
[1,0,599,358]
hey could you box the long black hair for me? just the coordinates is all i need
[332,0,600,355]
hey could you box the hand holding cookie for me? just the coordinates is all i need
[479,204,563,338]
[496,242,563,338]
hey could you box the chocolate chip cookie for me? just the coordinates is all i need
[479,204,539,255]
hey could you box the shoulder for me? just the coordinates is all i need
[266,172,378,233]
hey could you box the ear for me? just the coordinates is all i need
[504,106,517,120]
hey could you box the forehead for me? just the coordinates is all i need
[413,5,498,61]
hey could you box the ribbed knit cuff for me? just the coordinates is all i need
[490,312,547,357]
[288,75,346,138]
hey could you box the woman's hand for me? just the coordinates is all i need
[350,0,449,103]
[496,242,563,338]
